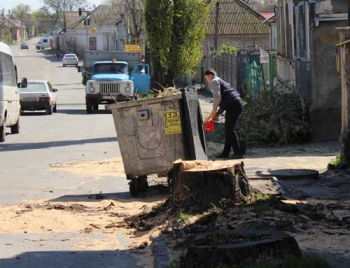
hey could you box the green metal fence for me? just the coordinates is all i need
[245,60,261,100]
[245,51,277,100]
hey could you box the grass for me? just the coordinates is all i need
[254,193,271,201]
[177,212,190,221]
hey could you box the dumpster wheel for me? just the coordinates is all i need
[138,176,148,192]
[128,176,148,197]
[129,180,139,197]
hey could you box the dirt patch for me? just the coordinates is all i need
[49,157,125,177]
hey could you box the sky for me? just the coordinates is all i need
[0,0,103,13]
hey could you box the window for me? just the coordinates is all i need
[19,82,46,93]
[295,2,310,60]
[309,1,316,28]
[89,37,97,50]
[277,1,293,58]
[296,3,306,58]
[0,52,16,87]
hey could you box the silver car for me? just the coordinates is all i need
[62,53,79,67]
[19,80,58,115]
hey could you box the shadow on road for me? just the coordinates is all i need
[0,249,142,268]
[56,109,112,115]
[0,137,117,152]
[50,185,170,203]
[20,109,111,115]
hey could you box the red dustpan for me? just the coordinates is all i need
[204,119,215,132]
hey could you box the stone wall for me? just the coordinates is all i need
[309,20,345,141]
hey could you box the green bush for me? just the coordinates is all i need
[237,91,311,146]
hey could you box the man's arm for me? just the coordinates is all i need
[210,79,221,112]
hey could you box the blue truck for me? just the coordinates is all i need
[78,50,151,113]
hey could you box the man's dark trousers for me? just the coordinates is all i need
[222,100,243,156]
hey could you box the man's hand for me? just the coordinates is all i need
[211,110,218,121]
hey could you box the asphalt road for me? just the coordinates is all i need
[0,39,141,268]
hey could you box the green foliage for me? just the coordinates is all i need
[167,258,181,268]
[177,213,190,221]
[237,91,311,146]
[3,32,13,44]
[11,4,31,19]
[212,44,238,58]
[254,193,271,201]
[237,264,273,268]
[144,0,212,84]
[284,254,332,268]
[329,155,341,168]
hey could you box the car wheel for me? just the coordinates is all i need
[86,99,93,114]
[0,119,6,142]
[11,118,20,134]
[46,105,53,115]
[53,104,57,113]
[63,64,65,67]
[93,102,99,111]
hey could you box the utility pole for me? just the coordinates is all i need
[348,0,350,26]
[214,1,220,50]
[1,9,4,41]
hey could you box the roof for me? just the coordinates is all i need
[67,5,122,30]
[206,0,269,35]
[261,13,274,19]
[94,61,128,64]
[0,15,22,28]
[263,14,277,24]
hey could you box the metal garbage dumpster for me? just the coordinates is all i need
[106,88,207,196]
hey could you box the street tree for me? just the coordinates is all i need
[31,9,53,36]
[144,0,212,86]
[43,0,88,27]
[123,0,144,40]
[12,4,31,19]
[105,0,144,44]
[12,4,31,41]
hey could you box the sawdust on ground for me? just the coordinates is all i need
[0,197,167,268]
[10,140,346,267]
[49,157,126,177]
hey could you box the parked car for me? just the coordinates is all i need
[0,42,25,142]
[62,54,79,67]
[20,42,29,49]
[35,37,53,50]
[35,42,42,50]
[19,80,58,115]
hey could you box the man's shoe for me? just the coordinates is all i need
[215,152,229,159]
[230,154,244,159]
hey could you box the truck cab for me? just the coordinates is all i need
[84,59,150,113]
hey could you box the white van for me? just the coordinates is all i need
[36,37,53,50]
[0,42,27,142]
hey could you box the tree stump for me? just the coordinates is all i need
[169,160,252,211]
[184,229,302,268]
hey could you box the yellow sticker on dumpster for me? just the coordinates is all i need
[164,110,182,135]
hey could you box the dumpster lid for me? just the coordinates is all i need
[106,93,182,110]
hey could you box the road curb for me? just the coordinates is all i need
[152,237,171,268]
